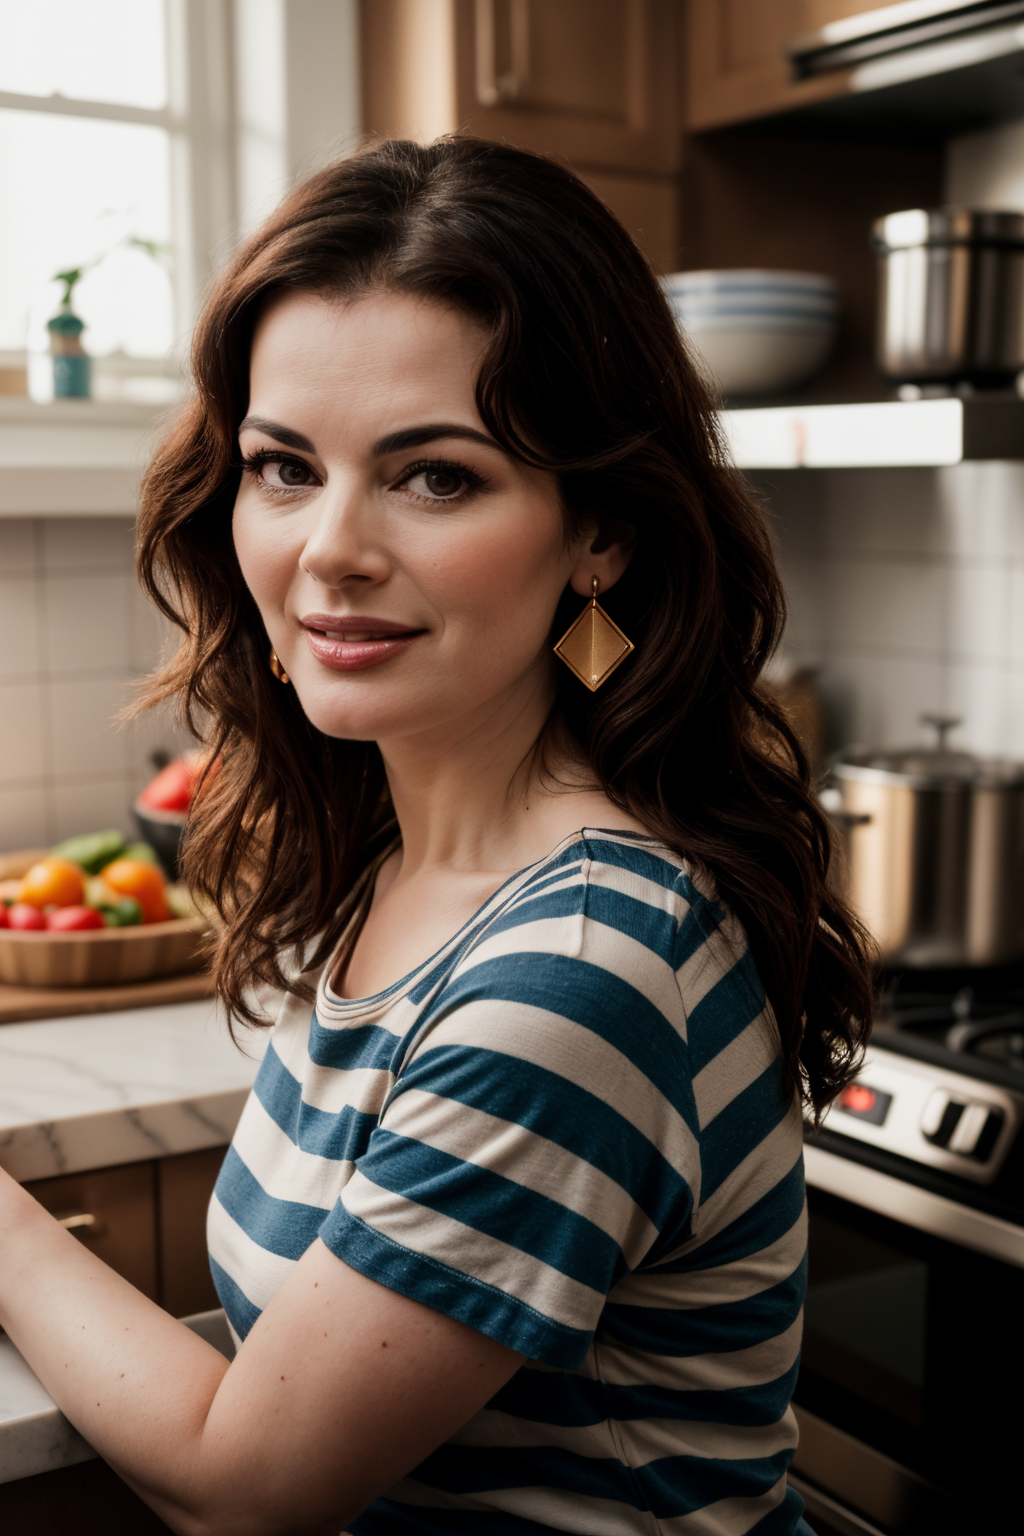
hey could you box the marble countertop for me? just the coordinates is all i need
[0,1000,263,1486]
[0,1308,236,1486]
[0,999,265,1182]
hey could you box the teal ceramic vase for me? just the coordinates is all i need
[48,310,91,399]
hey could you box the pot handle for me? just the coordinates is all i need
[819,787,871,828]
[920,712,963,751]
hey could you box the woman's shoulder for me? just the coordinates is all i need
[458,826,758,1010]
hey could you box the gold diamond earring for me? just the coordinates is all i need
[269,647,290,685]
[553,576,634,691]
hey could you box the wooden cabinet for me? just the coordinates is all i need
[23,1146,225,1317]
[452,0,680,174]
[155,1146,224,1318]
[685,1,880,131]
[1,1151,226,1533]
[25,1164,160,1302]
[363,0,680,170]
[361,0,682,269]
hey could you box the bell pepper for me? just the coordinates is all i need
[138,760,193,813]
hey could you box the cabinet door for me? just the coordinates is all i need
[686,1,873,130]
[455,0,681,173]
[156,1146,226,1319]
[25,1163,158,1301]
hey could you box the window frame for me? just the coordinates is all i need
[0,0,238,374]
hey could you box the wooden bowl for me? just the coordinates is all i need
[0,919,209,988]
[0,848,210,989]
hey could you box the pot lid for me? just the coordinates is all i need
[872,208,1024,251]
[833,716,1024,789]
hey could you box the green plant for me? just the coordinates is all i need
[52,235,172,311]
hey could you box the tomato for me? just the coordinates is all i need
[47,906,105,931]
[18,857,85,910]
[8,903,47,931]
[101,858,171,923]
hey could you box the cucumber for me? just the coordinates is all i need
[51,829,125,875]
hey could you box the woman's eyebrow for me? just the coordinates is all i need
[372,424,501,456]
[237,415,316,452]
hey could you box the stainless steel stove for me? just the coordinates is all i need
[792,967,1024,1536]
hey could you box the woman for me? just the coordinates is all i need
[0,138,871,1535]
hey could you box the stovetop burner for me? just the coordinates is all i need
[812,964,1024,1202]
[876,962,1024,1083]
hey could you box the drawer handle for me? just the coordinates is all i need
[475,0,530,105]
[56,1211,103,1238]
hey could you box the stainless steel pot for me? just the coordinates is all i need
[828,716,1024,967]
[872,208,1024,385]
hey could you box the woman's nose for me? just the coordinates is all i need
[298,481,390,587]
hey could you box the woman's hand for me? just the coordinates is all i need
[0,1171,523,1535]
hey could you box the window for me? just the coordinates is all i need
[0,0,234,402]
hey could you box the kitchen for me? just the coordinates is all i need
[2,3,1024,1533]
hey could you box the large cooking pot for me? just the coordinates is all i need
[872,208,1024,385]
[828,716,1024,968]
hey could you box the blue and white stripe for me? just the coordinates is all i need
[208,829,807,1534]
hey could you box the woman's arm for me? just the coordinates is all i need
[0,1167,523,1536]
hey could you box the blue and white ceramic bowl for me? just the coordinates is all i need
[662,270,839,395]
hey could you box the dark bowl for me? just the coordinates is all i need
[132,799,187,880]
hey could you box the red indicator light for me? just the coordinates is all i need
[841,1085,877,1114]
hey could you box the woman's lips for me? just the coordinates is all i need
[301,617,426,672]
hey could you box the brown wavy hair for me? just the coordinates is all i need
[135,135,872,1119]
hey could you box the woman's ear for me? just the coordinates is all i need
[567,517,636,598]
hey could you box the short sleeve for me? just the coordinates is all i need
[316,944,698,1368]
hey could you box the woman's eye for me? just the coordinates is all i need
[242,451,318,491]
[404,466,469,500]
[263,457,315,488]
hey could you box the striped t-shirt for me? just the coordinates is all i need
[208,828,808,1534]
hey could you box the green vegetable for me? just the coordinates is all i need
[51,829,125,875]
[123,841,160,864]
[99,897,144,927]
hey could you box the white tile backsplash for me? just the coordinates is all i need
[822,467,945,558]
[0,783,50,852]
[944,564,1010,663]
[820,653,945,748]
[0,517,195,859]
[0,679,47,784]
[43,571,132,677]
[50,774,140,843]
[41,516,135,573]
[46,675,134,778]
[1008,566,1024,667]
[0,519,36,573]
[0,573,42,678]
[944,664,1016,756]
[770,462,1024,756]
[828,557,945,656]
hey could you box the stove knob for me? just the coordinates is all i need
[921,1090,964,1148]
[949,1102,1004,1161]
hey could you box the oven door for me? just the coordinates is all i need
[793,1142,1024,1534]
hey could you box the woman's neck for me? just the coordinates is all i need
[376,675,599,880]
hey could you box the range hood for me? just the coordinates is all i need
[782,0,1024,132]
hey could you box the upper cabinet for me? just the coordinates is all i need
[362,0,680,172]
[685,1,878,131]
[452,0,681,173]
[361,0,683,271]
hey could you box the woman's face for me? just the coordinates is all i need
[233,289,595,747]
